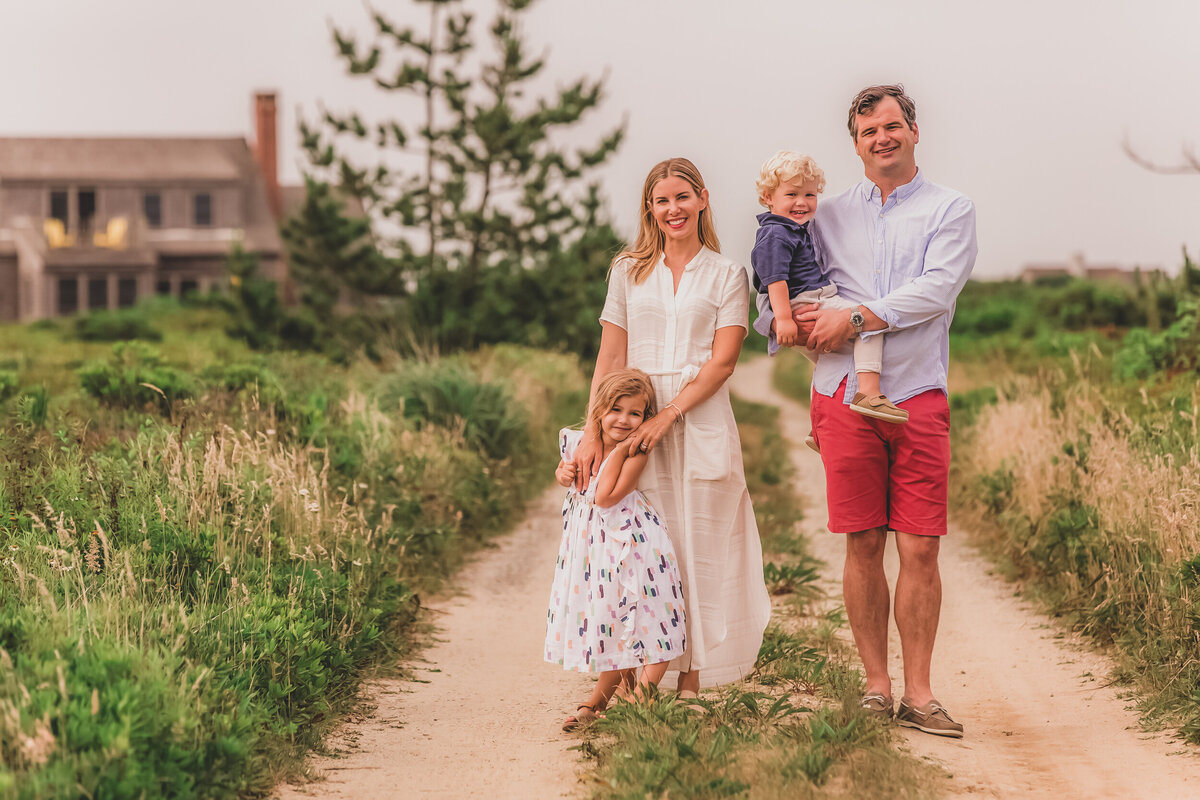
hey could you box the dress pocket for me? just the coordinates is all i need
[685,422,731,481]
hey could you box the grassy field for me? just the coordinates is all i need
[0,304,585,798]
[578,356,943,799]
[947,272,1200,742]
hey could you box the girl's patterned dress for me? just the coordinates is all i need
[544,429,686,673]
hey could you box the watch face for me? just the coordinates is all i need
[850,311,864,326]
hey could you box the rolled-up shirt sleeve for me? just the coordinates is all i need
[752,291,780,355]
[862,196,977,334]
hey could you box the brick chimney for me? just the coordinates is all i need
[253,91,282,220]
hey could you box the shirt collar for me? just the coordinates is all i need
[756,211,809,233]
[859,167,925,204]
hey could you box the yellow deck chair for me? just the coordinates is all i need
[43,218,75,248]
[94,217,129,249]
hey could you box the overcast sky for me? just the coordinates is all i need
[3,0,1198,277]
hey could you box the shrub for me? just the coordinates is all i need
[201,362,285,406]
[382,362,528,460]
[1114,298,1200,381]
[78,342,195,412]
[72,310,163,342]
[0,370,16,403]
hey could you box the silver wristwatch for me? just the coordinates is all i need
[850,307,865,334]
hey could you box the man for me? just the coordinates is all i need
[754,84,977,737]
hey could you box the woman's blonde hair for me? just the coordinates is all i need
[755,150,826,207]
[587,368,657,437]
[611,157,721,285]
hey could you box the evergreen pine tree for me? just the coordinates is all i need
[281,177,402,318]
[301,0,624,350]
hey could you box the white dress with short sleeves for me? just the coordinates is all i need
[600,247,771,688]
[544,429,687,673]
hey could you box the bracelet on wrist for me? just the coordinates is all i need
[666,402,683,422]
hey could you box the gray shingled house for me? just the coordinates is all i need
[0,93,291,323]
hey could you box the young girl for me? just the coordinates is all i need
[545,369,686,731]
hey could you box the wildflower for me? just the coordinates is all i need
[8,544,17,552]
[266,429,276,436]
[298,488,309,497]
[357,483,368,489]
[306,502,320,513]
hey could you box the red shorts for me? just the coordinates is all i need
[810,378,950,536]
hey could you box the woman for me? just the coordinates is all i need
[573,158,771,695]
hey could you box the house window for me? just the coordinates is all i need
[118,278,138,308]
[88,277,108,310]
[143,193,162,228]
[78,188,97,234]
[180,278,199,297]
[50,189,69,230]
[193,193,212,226]
[58,278,78,315]
[156,279,172,296]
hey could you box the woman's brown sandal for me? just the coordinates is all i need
[562,704,599,732]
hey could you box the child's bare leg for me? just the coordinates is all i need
[856,370,881,396]
[585,670,629,712]
[639,661,670,690]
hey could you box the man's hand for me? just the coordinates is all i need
[790,303,819,348]
[800,307,855,355]
[555,459,577,488]
[572,429,604,491]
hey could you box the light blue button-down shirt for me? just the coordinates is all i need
[754,169,978,404]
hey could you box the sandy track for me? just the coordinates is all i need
[274,486,590,800]
[733,356,1200,800]
[276,356,1200,800]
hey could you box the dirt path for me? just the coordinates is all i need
[276,356,1200,800]
[274,485,590,800]
[733,356,1200,800]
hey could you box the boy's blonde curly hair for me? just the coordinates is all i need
[755,150,826,208]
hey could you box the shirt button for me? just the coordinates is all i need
[877,239,883,244]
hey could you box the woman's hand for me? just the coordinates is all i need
[571,429,604,491]
[624,405,680,456]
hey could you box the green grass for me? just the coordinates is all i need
[0,303,585,797]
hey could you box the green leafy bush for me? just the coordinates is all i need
[201,362,285,406]
[1114,298,1200,381]
[77,342,195,412]
[72,310,164,342]
[0,370,16,403]
[382,362,528,460]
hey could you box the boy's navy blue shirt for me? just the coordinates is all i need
[750,212,825,297]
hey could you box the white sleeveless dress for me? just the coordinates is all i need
[544,429,687,673]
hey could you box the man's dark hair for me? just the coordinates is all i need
[848,85,917,139]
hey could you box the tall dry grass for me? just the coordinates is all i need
[955,365,1200,740]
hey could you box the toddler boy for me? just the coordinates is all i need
[751,150,907,435]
